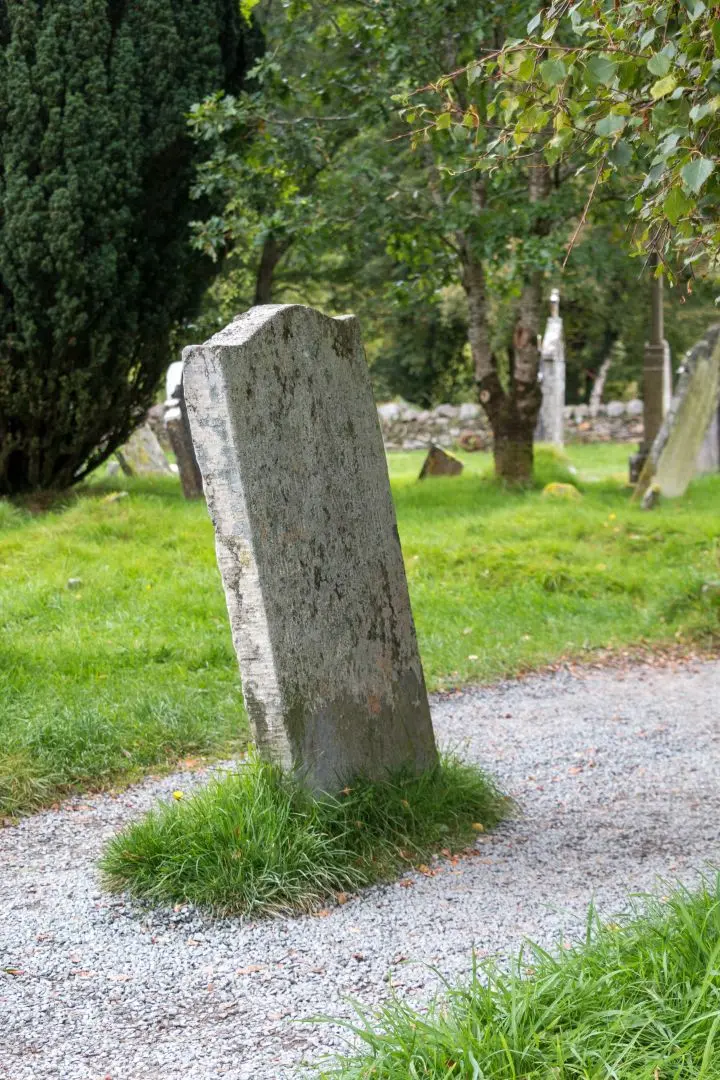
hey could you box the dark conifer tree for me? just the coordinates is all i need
[0,0,255,494]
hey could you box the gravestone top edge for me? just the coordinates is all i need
[183,304,358,359]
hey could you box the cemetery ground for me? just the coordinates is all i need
[1,442,718,820]
[1,442,720,1078]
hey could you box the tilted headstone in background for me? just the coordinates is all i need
[184,305,438,792]
[115,423,173,477]
[164,364,204,500]
[635,325,720,500]
[696,401,720,475]
[535,288,566,446]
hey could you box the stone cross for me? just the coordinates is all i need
[635,324,720,500]
[536,288,566,446]
[183,305,438,792]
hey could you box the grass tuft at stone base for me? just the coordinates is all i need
[99,754,509,917]
[317,877,720,1079]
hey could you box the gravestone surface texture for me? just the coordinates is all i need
[183,305,437,792]
[116,423,172,477]
[697,402,720,474]
[635,325,720,500]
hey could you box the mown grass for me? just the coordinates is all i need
[1,445,718,816]
[395,445,720,688]
[0,477,243,816]
[100,753,508,917]
[317,877,720,1079]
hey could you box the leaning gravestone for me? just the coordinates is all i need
[164,364,204,500]
[635,325,720,500]
[116,423,173,477]
[183,305,438,792]
[696,401,720,474]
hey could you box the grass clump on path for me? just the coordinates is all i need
[319,877,720,1079]
[100,754,509,917]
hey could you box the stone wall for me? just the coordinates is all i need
[377,399,645,451]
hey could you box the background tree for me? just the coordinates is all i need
[0,0,256,496]
[414,0,720,273]
[191,0,586,484]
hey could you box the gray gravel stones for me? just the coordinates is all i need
[2,659,720,1080]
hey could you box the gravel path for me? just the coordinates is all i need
[2,659,720,1080]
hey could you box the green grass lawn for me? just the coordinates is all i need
[1,444,718,816]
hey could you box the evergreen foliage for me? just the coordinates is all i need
[0,0,254,495]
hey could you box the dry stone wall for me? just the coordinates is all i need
[377,399,645,450]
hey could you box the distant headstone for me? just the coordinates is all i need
[116,424,172,477]
[418,445,464,478]
[183,305,438,792]
[696,402,720,474]
[635,325,720,500]
[164,365,204,500]
[536,288,566,446]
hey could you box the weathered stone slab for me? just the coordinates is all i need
[697,403,720,474]
[418,445,464,478]
[635,325,720,500]
[535,289,566,446]
[116,423,172,477]
[183,305,437,792]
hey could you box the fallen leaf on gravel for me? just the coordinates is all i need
[352,953,366,962]
[313,909,331,918]
[186,939,202,947]
[3,968,24,976]
[568,766,583,775]
[236,965,264,975]
[398,879,414,888]
[335,892,349,905]
[311,967,325,974]
[107,974,132,982]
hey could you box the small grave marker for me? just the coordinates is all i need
[418,445,464,479]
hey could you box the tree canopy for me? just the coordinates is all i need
[0,0,255,495]
[408,0,720,275]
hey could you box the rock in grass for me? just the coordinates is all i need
[542,482,581,500]
[419,445,464,478]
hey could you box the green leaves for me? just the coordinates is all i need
[540,58,566,86]
[681,156,715,192]
[650,74,677,99]
[439,0,720,273]
[647,51,671,77]
[585,55,617,86]
[664,185,693,224]
[594,113,626,136]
